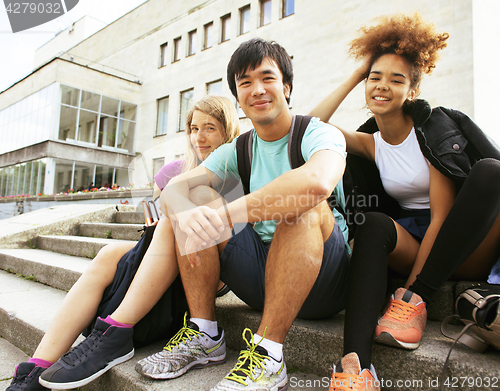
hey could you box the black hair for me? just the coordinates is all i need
[227,38,293,104]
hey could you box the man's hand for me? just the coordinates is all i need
[176,205,226,248]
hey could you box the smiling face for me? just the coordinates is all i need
[365,54,417,117]
[235,58,291,129]
[189,110,225,161]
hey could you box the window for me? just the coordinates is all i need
[153,158,165,179]
[221,13,231,42]
[204,22,213,49]
[206,79,222,95]
[173,37,182,62]
[156,96,169,136]
[159,42,168,67]
[179,89,194,132]
[239,5,250,35]
[58,85,137,153]
[188,30,197,56]
[282,0,294,17]
[260,0,271,26]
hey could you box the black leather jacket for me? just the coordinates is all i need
[345,99,500,219]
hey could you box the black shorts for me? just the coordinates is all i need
[220,222,350,320]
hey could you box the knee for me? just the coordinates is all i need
[355,212,397,248]
[87,244,124,278]
[468,159,500,192]
[189,185,219,206]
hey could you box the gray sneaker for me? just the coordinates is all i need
[136,315,226,379]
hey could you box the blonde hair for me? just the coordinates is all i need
[182,95,240,172]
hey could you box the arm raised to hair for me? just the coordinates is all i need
[309,61,374,160]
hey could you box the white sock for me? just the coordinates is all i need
[253,334,283,361]
[190,318,219,338]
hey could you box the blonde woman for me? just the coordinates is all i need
[7,95,240,391]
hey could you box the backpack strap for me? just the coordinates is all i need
[236,129,254,195]
[288,115,311,169]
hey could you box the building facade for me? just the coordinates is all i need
[0,0,498,197]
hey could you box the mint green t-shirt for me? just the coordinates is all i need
[202,116,348,246]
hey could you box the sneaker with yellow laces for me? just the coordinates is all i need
[135,313,225,379]
[374,288,427,350]
[328,353,380,391]
[211,329,287,391]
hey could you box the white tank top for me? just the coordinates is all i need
[373,129,430,210]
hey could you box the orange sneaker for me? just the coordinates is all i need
[328,353,380,391]
[375,288,427,350]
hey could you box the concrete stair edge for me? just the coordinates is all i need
[79,222,144,240]
[36,235,136,259]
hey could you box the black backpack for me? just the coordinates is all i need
[235,115,351,238]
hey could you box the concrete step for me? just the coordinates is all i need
[0,271,323,391]
[79,222,144,241]
[35,235,136,259]
[0,249,89,291]
[116,211,146,224]
[1,267,499,390]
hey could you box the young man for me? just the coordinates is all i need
[136,38,350,390]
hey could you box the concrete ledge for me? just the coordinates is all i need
[0,249,89,291]
[79,222,144,240]
[0,204,118,249]
[36,235,136,258]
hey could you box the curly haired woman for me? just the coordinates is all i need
[311,13,500,391]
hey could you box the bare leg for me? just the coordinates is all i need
[110,218,179,325]
[256,201,334,343]
[32,242,135,363]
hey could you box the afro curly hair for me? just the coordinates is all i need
[349,13,449,91]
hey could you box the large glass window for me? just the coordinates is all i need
[98,116,118,148]
[95,165,114,188]
[59,105,78,140]
[80,91,100,112]
[282,0,294,17]
[61,86,80,107]
[54,160,73,194]
[179,89,194,132]
[57,85,137,153]
[221,13,231,42]
[188,30,197,56]
[239,5,251,35]
[30,161,39,195]
[116,118,135,152]
[156,96,169,136]
[260,0,272,26]
[204,22,213,49]
[77,109,98,144]
[22,162,31,195]
[73,162,95,191]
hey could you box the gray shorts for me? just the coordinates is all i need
[220,222,350,319]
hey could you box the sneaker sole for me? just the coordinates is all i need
[39,349,135,390]
[136,353,226,380]
[375,331,420,350]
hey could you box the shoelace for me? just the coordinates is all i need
[225,328,267,386]
[163,313,202,353]
[385,299,416,322]
[62,331,103,364]
[329,372,362,391]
